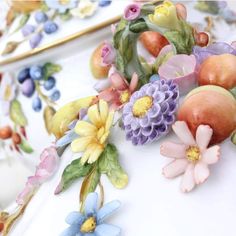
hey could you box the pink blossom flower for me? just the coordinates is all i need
[101,42,116,66]
[98,72,139,110]
[161,121,220,193]
[124,3,141,21]
[16,146,59,205]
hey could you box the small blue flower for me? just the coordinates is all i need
[99,0,112,7]
[61,192,121,236]
[45,0,78,13]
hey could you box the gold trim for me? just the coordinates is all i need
[0,15,121,66]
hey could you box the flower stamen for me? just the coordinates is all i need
[80,217,96,233]
[132,96,153,118]
[186,146,200,162]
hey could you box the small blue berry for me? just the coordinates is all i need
[43,76,56,90]
[22,24,35,37]
[30,65,43,80]
[35,11,48,23]
[150,74,160,82]
[21,79,35,97]
[44,21,58,34]
[32,97,42,112]
[50,90,61,101]
[29,33,43,49]
[99,0,112,7]
[17,68,30,84]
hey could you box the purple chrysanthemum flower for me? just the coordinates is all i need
[122,79,179,145]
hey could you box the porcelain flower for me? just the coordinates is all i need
[97,72,138,110]
[124,3,141,21]
[122,79,179,145]
[158,54,197,95]
[61,192,121,236]
[71,100,114,164]
[0,73,16,115]
[161,121,220,193]
[101,42,116,66]
[17,146,59,205]
[45,0,78,13]
[148,0,181,31]
[70,0,98,19]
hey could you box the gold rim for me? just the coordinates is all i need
[0,15,121,66]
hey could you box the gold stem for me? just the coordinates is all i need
[35,82,55,107]
[98,180,104,208]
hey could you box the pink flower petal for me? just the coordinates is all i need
[202,145,220,165]
[172,121,196,146]
[16,182,36,205]
[99,88,119,102]
[196,125,213,151]
[162,159,188,178]
[194,162,210,185]
[129,73,139,93]
[180,163,195,193]
[110,73,128,91]
[160,141,186,158]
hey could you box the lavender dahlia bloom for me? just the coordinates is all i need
[122,79,179,145]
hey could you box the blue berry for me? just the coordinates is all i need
[21,79,35,97]
[17,68,30,84]
[99,0,112,7]
[150,74,160,82]
[50,90,61,101]
[35,11,48,23]
[29,33,42,49]
[44,21,58,34]
[30,65,43,80]
[43,76,56,90]
[32,97,42,112]
[22,24,35,37]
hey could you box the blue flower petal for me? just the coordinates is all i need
[56,130,78,147]
[95,224,121,236]
[97,201,121,224]
[84,192,98,216]
[66,211,85,226]
[83,233,95,236]
[60,225,80,236]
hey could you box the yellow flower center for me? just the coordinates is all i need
[120,90,130,104]
[80,217,96,233]
[132,96,153,118]
[186,146,200,162]
[4,85,11,101]
[59,0,70,5]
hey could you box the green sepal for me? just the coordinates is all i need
[231,132,236,145]
[19,138,34,154]
[10,100,27,127]
[43,62,62,80]
[129,18,148,33]
[59,10,72,21]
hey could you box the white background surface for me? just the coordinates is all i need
[0,1,236,236]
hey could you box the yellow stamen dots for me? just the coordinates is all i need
[80,217,96,233]
[132,96,153,118]
[120,90,130,104]
[59,0,70,5]
[186,146,200,162]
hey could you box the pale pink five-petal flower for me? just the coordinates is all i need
[161,121,220,193]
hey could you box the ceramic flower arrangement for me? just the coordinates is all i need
[2,1,236,235]
[1,0,112,55]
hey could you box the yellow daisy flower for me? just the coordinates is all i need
[71,100,114,165]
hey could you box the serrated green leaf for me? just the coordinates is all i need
[19,138,33,154]
[12,14,30,34]
[80,166,100,208]
[129,18,148,33]
[57,158,93,193]
[43,62,62,80]
[10,100,27,126]
[98,144,128,189]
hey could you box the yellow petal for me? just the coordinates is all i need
[74,121,97,136]
[88,103,102,127]
[81,143,96,165]
[71,136,94,153]
[99,131,109,144]
[105,111,114,131]
[88,144,104,164]
[99,99,108,124]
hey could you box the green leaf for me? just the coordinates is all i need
[230,87,236,98]
[129,18,148,33]
[10,100,27,126]
[231,131,236,145]
[116,18,128,32]
[98,144,128,189]
[195,1,219,15]
[56,158,93,193]
[80,166,100,208]
[43,62,62,80]
[59,10,72,21]
[19,138,34,154]
[12,14,30,34]
[115,51,125,74]
[113,29,125,49]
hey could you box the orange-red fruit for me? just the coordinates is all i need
[178,89,236,145]
[90,43,111,79]
[12,132,22,145]
[198,54,236,89]
[140,31,169,57]
[0,222,4,232]
[0,126,12,139]
[195,32,209,47]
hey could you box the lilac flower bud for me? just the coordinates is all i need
[29,33,43,49]
[22,24,35,37]
[124,4,141,21]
